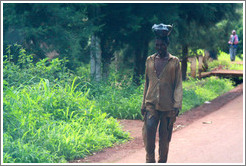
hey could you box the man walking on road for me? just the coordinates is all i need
[141,23,183,163]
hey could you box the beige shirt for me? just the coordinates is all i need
[141,53,183,112]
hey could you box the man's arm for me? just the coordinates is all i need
[228,35,233,44]
[141,61,149,116]
[173,59,183,115]
[234,35,239,45]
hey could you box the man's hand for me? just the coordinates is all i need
[174,108,179,116]
[141,109,146,116]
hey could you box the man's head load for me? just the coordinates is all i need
[152,23,173,46]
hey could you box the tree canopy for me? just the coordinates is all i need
[3,3,243,82]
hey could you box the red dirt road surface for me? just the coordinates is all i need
[71,83,244,164]
[116,94,244,163]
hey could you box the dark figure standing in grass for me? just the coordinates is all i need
[141,23,183,163]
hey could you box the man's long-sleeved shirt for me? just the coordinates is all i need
[228,34,239,48]
[141,53,183,112]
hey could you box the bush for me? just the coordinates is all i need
[91,81,143,119]
[207,51,243,71]
[3,45,130,163]
[3,79,130,163]
[3,44,74,87]
[181,77,234,113]
[3,45,236,163]
[87,75,234,119]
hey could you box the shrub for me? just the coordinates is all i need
[207,51,243,71]
[3,44,74,87]
[3,44,236,163]
[181,76,234,114]
[3,79,130,163]
[88,75,234,119]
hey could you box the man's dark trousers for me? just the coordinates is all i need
[142,110,176,163]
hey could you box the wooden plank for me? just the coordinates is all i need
[231,61,243,65]
[200,72,212,78]
[199,70,243,78]
[211,70,243,77]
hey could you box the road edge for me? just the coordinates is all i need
[70,83,244,163]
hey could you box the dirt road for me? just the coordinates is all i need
[71,84,244,164]
[115,94,244,163]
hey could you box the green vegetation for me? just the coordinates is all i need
[3,3,243,163]
[3,45,236,163]
[87,75,235,119]
[4,79,130,163]
[89,81,143,120]
[207,51,243,71]
[3,46,130,163]
[182,77,234,112]
[186,51,243,76]
[3,3,243,83]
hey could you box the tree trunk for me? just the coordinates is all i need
[133,47,142,85]
[208,49,217,60]
[181,45,188,81]
[102,57,110,79]
[133,39,149,85]
[197,54,203,79]
[101,38,113,80]
[90,35,102,82]
[189,57,197,78]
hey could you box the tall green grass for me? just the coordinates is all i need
[3,45,130,163]
[90,81,143,120]
[3,44,74,87]
[3,78,130,163]
[217,51,243,62]
[207,51,243,71]
[91,76,234,118]
[186,51,243,75]
[3,45,236,163]
[182,77,234,112]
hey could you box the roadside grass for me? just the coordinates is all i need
[2,75,236,163]
[88,79,143,120]
[3,45,236,163]
[92,76,234,119]
[217,51,243,62]
[181,76,234,113]
[3,45,130,163]
[207,51,243,71]
[186,51,243,75]
[3,78,130,163]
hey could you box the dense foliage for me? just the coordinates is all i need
[207,51,243,71]
[3,3,243,82]
[4,80,130,163]
[3,45,130,163]
[3,3,242,162]
[3,45,236,163]
[182,77,234,112]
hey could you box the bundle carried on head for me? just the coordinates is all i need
[152,23,173,45]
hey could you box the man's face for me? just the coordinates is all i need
[155,39,167,55]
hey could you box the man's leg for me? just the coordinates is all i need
[158,113,176,163]
[233,48,237,61]
[142,111,159,163]
[230,47,234,61]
